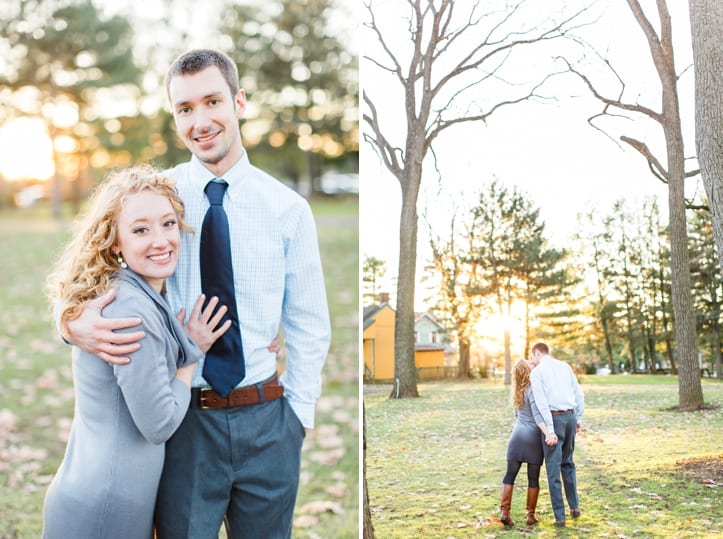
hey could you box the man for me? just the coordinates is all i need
[65,49,331,538]
[529,342,584,527]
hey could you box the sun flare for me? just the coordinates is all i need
[0,118,54,181]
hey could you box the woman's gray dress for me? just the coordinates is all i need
[505,386,544,465]
[43,270,201,539]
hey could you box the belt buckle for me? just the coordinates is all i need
[198,389,214,410]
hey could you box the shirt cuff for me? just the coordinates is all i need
[287,398,316,429]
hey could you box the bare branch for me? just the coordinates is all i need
[555,55,664,124]
[646,160,667,184]
[431,4,592,101]
[625,0,676,87]
[678,63,693,81]
[685,201,709,212]
[407,0,427,85]
[365,1,599,159]
[620,135,668,182]
[362,0,405,85]
[429,143,443,187]
[428,48,513,128]
[585,111,628,150]
[362,90,404,179]
[625,0,662,55]
[431,0,480,62]
[425,70,562,147]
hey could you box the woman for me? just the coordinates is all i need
[43,166,226,538]
[499,359,557,527]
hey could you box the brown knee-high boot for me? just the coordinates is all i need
[525,487,539,525]
[499,484,514,526]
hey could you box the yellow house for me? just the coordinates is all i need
[363,295,448,382]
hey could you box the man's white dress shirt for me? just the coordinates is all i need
[166,153,331,428]
[530,354,585,432]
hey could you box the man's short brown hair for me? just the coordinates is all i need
[165,49,239,99]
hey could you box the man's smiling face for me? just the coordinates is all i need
[169,65,246,177]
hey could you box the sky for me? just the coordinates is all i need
[359,0,700,308]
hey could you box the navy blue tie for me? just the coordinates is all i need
[200,179,245,396]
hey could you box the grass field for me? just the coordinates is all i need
[365,376,722,538]
[0,196,359,538]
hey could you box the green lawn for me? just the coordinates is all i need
[0,195,359,538]
[365,376,722,538]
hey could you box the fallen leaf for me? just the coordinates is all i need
[326,482,346,498]
[298,500,343,515]
[293,515,319,528]
[308,447,345,466]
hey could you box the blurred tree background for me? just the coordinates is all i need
[0,2,359,536]
[0,0,358,211]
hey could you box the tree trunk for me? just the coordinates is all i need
[716,332,723,379]
[689,0,723,275]
[665,109,704,408]
[458,336,471,379]
[625,0,703,408]
[363,402,375,539]
[391,160,422,399]
[625,311,637,372]
[661,276,676,372]
[503,327,512,385]
[665,335,676,373]
[647,329,656,372]
[602,316,616,373]
[309,151,323,194]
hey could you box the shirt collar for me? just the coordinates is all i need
[189,150,251,201]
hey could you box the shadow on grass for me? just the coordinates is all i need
[365,379,722,538]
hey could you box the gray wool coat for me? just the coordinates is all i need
[43,269,201,539]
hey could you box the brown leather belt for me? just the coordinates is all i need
[190,376,284,410]
[551,409,573,416]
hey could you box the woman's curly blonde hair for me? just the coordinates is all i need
[511,359,532,409]
[47,165,191,337]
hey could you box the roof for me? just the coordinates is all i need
[415,343,446,351]
[414,311,444,329]
[363,302,393,330]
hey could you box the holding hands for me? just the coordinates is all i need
[544,432,558,446]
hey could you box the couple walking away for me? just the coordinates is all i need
[499,342,585,528]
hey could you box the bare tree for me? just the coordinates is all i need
[362,402,375,539]
[427,209,484,380]
[689,0,723,274]
[560,0,704,408]
[362,0,587,398]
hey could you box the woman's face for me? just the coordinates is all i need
[113,190,180,292]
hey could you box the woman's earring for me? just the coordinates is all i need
[117,254,128,269]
